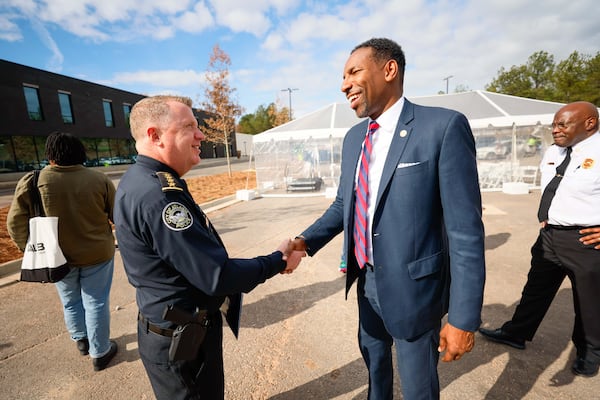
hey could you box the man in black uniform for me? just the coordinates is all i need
[479,101,600,377]
[113,95,302,399]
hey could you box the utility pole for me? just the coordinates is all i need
[443,75,453,94]
[281,88,299,120]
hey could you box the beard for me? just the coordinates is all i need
[354,100,369,119]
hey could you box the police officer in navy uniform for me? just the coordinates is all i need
[480,101,600,378]
[113,95,302,399]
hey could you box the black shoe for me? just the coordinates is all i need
[571,357,599,377]
[76,338,89,355]
[479,327,526,350]
[92,340,118,371]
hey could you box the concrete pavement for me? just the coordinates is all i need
[1,187,598,399]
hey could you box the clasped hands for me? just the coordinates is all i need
[276,237,307,274]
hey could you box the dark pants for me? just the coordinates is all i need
[357,278,440,400]
[137,314,224,400]
[503,227,600,363]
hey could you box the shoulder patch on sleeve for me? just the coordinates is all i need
[162,202,193,231]
[156,171,183,192]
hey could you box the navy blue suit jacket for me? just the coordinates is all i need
[301,99,486,339]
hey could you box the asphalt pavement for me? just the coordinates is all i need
[1,167,598,399]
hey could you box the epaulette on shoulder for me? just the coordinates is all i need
[156,171,184,192]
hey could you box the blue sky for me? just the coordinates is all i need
[1,0,598,119]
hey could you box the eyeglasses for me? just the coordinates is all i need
[550,121,573,130]
[551,116,597,129]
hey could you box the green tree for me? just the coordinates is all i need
[581,52,600,105]
[526,51,555,99]
[237,102,290,134]
[201,44,243,177]
[486,64,533,96]
[553,51,588,103]
[238,104,272,134]
[486,50,600,106]
[486,51,555,99]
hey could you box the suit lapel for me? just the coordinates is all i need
[374,100,415,207]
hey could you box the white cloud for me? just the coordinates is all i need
[110,69,206,88]
[28,16,63,71]
[176,2,214,33]
[1,0,599,118]
[208,0,271,36]
[0,14,23,41]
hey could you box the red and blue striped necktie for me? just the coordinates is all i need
[353,120,379,269]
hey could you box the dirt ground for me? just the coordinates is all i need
[0,171,256,265]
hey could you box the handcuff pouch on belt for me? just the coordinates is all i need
[162,304,210,361]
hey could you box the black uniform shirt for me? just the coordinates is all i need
[114,155,285,329]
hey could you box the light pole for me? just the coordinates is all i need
[281,88,299,120]
[443,75,453,94]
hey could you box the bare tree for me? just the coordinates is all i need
[201,44,243,177]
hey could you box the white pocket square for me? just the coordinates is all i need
[397,162,420,169]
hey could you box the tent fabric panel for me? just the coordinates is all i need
[410,91,505,120]
[481,91,565,116]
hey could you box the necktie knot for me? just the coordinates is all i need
[368,121,379,136]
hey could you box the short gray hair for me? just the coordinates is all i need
[130,95,193,141]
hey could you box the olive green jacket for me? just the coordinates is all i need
[7,165,116,267]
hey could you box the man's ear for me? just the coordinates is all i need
[148,127,161,144]
[585,116,598,132]
[384,59,398,83]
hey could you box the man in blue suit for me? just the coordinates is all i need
[289,38,486,399]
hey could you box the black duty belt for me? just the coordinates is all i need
[546,224,592,231]
[138,312,175,337]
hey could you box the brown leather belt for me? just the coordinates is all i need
[138,312,175,337]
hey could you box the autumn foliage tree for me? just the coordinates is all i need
[201,44,243,177]
[237,102,291,134]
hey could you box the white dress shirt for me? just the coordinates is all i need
[541,131,600,226]
[355,97,405,264]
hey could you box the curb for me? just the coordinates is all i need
[0,259,21,288]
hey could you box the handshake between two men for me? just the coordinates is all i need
[279,237,309,274]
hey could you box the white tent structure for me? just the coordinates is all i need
[252,91,566,194]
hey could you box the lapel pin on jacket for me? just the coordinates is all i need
[400,129,408,138]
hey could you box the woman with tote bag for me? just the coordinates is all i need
[7,131,118,371]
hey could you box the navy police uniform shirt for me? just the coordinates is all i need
[113,155,286,331]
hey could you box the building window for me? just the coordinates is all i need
[12,135,45,171]
[123,103,132,127]
[58,91,74,124]
[0,137,14,173]
[103,99,114,127]
[23,85,43,121]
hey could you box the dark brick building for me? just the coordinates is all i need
[0,59,234,173]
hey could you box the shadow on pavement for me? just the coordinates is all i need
[268,358,368,400]
[485,232,511,250]
[446,288,573,400]
[268,288,574,399]
[242,276,346,329]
